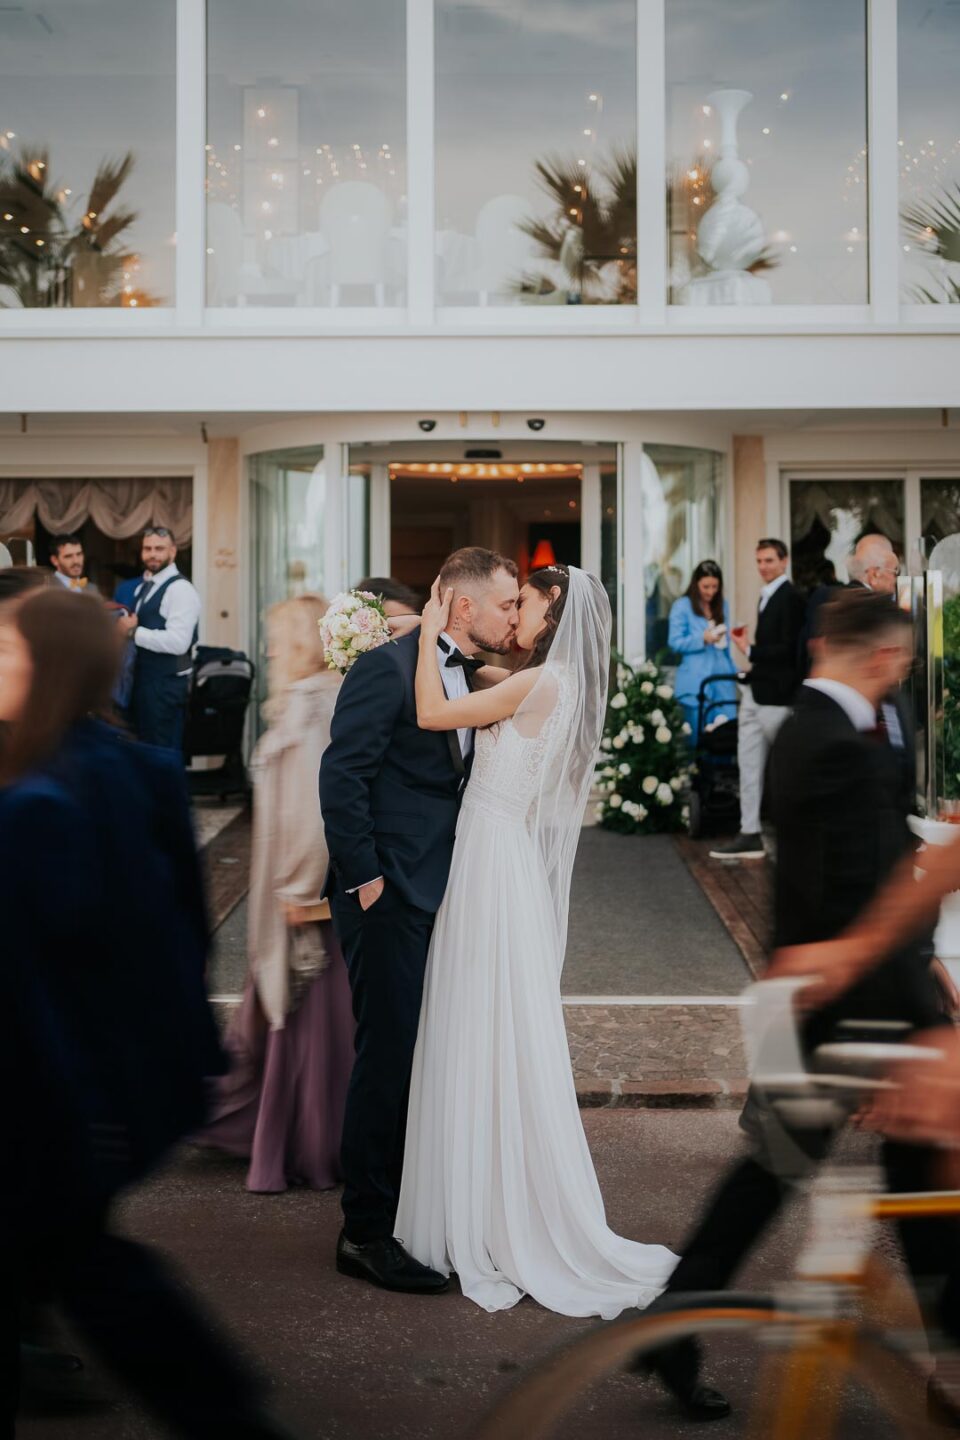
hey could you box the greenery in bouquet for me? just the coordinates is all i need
[595,655,694,835]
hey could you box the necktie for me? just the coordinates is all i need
[444,650,483,676]
[135,580,155,613]
[867,708,888,744]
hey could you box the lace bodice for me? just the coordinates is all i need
[461,672,574,826]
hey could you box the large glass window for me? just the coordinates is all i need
[0,1,175,309]
[642,445,723,658]
[207,1,406,308]
[666,0,868,306]
[899,0,960,305]
[435,1,637,307]
[249,445,326,727]
[788,478,904,592]
[921,478,960,552]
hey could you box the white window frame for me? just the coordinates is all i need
[3,0,957,336]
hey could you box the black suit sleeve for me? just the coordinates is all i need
[319,645,405,892]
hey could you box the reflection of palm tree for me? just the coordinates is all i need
[0,147,158,307]
[513,150,637,303]
[902,183,960,303]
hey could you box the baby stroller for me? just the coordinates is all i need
[686,672,743,839]
[182,645,255,801]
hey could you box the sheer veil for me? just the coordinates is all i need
[512,566,612,972]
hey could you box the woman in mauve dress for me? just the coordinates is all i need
[198,594,354,1192]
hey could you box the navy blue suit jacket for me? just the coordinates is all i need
[319,629,465,914]
[3,720,222,1233]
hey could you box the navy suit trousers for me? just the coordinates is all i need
[332,883,435,1243]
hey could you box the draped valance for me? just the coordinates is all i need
[790,480,904,546]
[0,478,192,546]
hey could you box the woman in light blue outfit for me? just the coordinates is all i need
[668,560,738,745]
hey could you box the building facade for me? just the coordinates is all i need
[2,0,959,684]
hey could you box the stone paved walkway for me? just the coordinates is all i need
[566,1003,748,1108]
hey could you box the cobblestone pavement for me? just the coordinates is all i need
[566,1003,748,1108]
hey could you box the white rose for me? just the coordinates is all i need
[612,735,625,750]
[602,766,616,777]
[610,692,627,710]
[351,631,372,652]
[681,805,690,824]
[631,727,645,745]
[670,775,684,791]
[642,775,658,795]
[643,661,657,676]
[681,722,692,736]
[635,804,648,822]
[657,783,674,806]
[640,680,654,695]
[651,709,665,725]
[656,684,673,699]
[600,737,612,751]
[655,726,672,744]
[619,762,631,776]
[594,803,606,821]
[609,793,623,809]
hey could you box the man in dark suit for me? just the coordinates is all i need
[319,547,519,1292]
[802,531,900,669]
[645,591,960,1423]
[710,537,806,859]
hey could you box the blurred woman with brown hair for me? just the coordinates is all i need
[198,594,354,1192]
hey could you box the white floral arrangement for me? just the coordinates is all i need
[595,655,693,835]
[319,589,394,673]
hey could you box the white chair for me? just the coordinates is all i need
[205,203,246,306]
[318,182,392,306]
[473,193,537,305]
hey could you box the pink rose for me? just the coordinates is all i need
[352,606,379,634]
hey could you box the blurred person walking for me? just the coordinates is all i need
[118,525,201,751]
[710,538,805,859]
[643,591,960,1424]
[667,560,738,745]
[196,595,354,1192]
[1,588,295,1439]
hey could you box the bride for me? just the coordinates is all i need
[395,563,676,1317]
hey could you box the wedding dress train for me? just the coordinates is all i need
[395,661,676,1318]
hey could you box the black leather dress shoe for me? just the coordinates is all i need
[635,1349,731,1423]
[336,1231,449,1294]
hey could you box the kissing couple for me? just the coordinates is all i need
[319,547,674,1316]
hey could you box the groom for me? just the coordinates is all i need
[320,547,520,1292]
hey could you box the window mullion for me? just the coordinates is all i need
[176,0,206,324]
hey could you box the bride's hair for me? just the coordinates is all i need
[519,564,570,670]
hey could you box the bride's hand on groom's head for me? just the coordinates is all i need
[421,577,453,641]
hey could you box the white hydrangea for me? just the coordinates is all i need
[609,793,623,809]
[655,726,672,744]
[640,680,654,695]
[657,782,674,806]
[642,775,659,795]
[610,692,628,710]
[612,735,626,750]
[656,684,674,699]
[619,762,631,776]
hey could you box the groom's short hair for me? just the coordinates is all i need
[438,547,517,593]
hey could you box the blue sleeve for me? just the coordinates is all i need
[319,645,404,891]
[668,599,705,655]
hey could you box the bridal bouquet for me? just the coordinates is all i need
[320,589,393,673]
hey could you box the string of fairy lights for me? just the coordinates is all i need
[389,462,581,488]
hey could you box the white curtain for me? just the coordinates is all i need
[0,478,193,545]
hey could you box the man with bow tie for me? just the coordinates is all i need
[49,534,97,594]
[320,547,519,1294]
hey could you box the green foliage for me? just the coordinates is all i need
[943,594,960,799]
[901,182,960,305]
[0,145,157,308]
[594,655,693,836]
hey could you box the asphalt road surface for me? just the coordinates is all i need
[20,1110,923,1440]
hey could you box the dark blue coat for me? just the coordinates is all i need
[319,629,465,914]
[3,720,222,1231]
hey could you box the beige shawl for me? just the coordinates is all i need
[248,670,340,1030]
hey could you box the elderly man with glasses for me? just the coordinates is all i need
[118,526,201,752]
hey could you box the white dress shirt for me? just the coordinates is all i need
[439,630,473,758]
[803,677,877,732]
[758,572,789,613]
[133,563,201,658]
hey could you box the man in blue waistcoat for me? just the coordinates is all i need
[119,526,201,752]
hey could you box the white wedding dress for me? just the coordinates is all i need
[396,577,676,1317]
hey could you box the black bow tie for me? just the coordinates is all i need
[444,649,483,674]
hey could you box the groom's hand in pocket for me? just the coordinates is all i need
[358,877,385,912]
